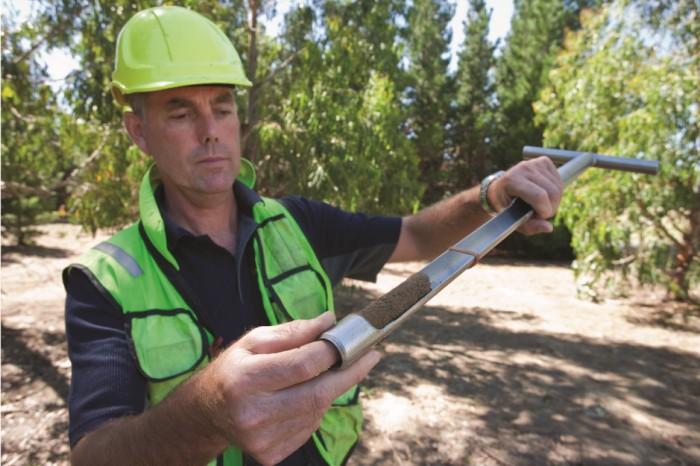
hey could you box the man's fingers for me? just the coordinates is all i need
[240,311,335,354]
[520,175,560,219]
[249,348,380,425]
[520,218,554,236]
[536,158,564,217]
[241,340,341,391]
[225,311,349,391]
[285,349,380,414]
[497,157,563,220]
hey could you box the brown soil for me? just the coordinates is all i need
[2,224,699,465]
[359,272,431,329]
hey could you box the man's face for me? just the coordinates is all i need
[126,85,242,199]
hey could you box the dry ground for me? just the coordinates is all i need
[2,223,699,465]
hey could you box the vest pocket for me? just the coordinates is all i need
[125,309,208,382]
[270,268,328,321]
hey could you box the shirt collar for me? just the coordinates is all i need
[155,180,263,253]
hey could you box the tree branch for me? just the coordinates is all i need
[255,47,306,89]
[12,10,79,66]
[60,135,109,188]
[636,199,686,249]
[0,181,56,200]
[1,134,108,201]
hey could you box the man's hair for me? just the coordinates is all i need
[125,93,149,120]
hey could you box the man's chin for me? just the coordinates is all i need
[196,173,237,194]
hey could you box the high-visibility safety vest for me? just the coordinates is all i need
[65,166,362,466]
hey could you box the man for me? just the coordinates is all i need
[64,6,563,466]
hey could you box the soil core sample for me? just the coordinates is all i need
[358,272,432,329]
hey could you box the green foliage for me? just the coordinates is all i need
[8,0,695,303]
[493,0,602,169]
[449,0,497,192]
[58,1,147,231]
[1,6,74,244]
[535,1,699,303]
[489,0,604,259]
[255,0,423,214]
[404,0,454,204]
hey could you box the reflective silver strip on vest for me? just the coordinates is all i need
[94,242,144,278]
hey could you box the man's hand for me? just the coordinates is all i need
[200,312,379,465]
[71,312,379,466]
[486,156,563,235]
[390,156,564,262]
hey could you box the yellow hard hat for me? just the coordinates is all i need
[111,6,252,106]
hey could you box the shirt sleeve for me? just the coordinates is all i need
[64,268,147,448]
[280,196,402,286]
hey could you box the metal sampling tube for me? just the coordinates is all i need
[321,148,659,368]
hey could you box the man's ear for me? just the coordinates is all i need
[123,112,149,154]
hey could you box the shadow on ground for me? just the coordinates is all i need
[1,244,72,264]
[335,284,700,466]
[1,324,70,403]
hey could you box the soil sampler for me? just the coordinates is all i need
[321,146,660,368]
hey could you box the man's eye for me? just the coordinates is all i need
[170,113,190,120]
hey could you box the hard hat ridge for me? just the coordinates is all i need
[111,6,252,106]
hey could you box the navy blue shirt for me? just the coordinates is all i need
[64,182,401,464]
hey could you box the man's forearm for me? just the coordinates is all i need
[390,157,564,263]
[391,186,490,262]
[71,369,228,466]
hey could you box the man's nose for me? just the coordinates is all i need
[199,113,220,144]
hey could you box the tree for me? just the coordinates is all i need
[6,0,423,235]
[450,0,497,192]
[403,0,455,204]
[535,1,699,304]
[1,3,78,244]
[493,0,602,169]
[255,0,424,214]
[489,0,604,259]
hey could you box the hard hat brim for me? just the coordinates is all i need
[111,75,253,106]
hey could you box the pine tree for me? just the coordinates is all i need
[493,0,602,169]
[403,0,455,204]
[450,0,497,192]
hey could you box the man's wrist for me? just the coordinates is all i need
[479,170,505,216]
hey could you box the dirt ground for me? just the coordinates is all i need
[2,223,699,465]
